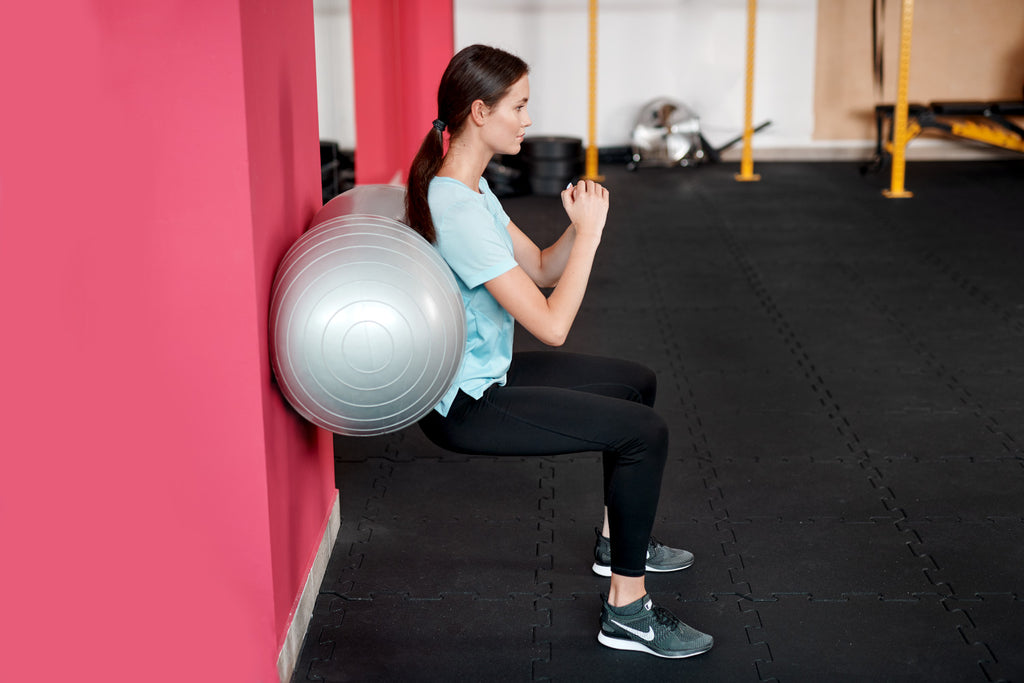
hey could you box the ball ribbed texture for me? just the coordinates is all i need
[270,186,465,436]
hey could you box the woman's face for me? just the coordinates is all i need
[481,74,532,155]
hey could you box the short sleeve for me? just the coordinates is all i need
[436,200,518,289]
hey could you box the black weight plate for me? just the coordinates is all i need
[521,136,583,159]
[526,158,583,178]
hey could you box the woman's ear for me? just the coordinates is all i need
[469,99,488,126]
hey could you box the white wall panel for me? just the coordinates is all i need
[313,0,356,147]
[314,0,819,152]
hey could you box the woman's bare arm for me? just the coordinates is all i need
[485,180,608,346]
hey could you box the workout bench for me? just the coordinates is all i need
[865,100,1024,173]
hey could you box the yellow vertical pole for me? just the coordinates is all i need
[584,0,603,180]
[735,0,761,182]
[884,0,914,198]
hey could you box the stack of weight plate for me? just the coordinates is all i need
[521,136,583,196]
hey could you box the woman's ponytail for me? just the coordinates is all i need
[405,124,445,244]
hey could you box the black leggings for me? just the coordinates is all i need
[418,352,668,577]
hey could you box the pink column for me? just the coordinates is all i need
[0,2,333,679]
[351,0,454,184]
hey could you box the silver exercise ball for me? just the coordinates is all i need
[270,185,465,436]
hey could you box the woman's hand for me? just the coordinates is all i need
[561,180,609,241]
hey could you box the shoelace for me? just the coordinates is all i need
[650,603,682,629]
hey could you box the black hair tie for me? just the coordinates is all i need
[432,119,446,133]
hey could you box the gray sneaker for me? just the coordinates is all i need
[598,594,713,658]
[592,528,694,577]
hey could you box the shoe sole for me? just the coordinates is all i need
[591,559,694,577]
[597,631,713,658]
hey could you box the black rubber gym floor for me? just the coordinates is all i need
[292,160,1024,682]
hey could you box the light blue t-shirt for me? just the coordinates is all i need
[429,176,517,416]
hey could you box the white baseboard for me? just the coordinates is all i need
[277,491,341,683]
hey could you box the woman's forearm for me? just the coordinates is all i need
[532,223,577,287]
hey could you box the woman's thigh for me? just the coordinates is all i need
[506,352,657,407]
[420,382,666,459]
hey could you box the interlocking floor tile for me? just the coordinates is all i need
[298,161,1024,681]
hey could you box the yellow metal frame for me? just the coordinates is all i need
[885,117,1024,157]
[583,0,603,181]
[883,120,922,156]
[947,119,1024,152]
[585,0,771,182]
[883,0,915,198]
[735,0,761,182]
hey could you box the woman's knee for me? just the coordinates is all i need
[645,411,669,460]
[610,356,657,406]
[612,408,668,464]
[601,357,658,406]
[635,362,657,407]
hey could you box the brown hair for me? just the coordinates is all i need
[406,45,529,243]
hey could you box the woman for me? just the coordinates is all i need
[407,44,712,659]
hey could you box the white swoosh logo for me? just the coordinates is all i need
[610,619,655,642]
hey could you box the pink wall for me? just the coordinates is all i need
[238,0,337,646]
[0,2,332,680]
[351,0,454,184]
